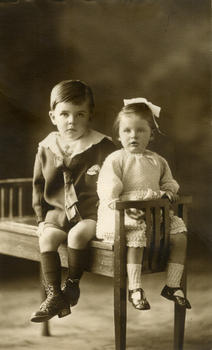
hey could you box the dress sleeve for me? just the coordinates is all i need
[159,156,180,193]
[97,152,123,206]
[32,152,50,223]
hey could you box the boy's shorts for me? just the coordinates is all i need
[43,222,75,234]
[43,218,97,234]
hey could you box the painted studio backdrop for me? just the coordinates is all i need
[0,0,211,250]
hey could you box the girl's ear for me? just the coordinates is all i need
[150,129,156,141]
[49,111,56,125]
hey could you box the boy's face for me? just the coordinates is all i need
[49,100,92,141]
[118,114,155,154]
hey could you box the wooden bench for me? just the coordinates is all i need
[0,178,192,350]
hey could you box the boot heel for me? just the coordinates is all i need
[58,308,71,318]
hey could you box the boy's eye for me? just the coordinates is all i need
[124,128,131,133]
[76,113,84,118]
[61,112,68,117]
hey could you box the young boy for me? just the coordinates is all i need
[31,80,116,323]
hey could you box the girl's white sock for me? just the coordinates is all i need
[167,262,184,288]
[127,263,142,291]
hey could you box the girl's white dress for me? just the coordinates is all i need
[96,149,187,248]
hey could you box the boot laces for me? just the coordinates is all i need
[40,284,55,310]
[62,278,74,292]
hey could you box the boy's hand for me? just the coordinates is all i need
[37,222,45,236]
[164,190,179,204]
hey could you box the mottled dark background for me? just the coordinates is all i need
[0,0,211,249]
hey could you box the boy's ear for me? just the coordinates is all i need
[89,113,94,121]
[49,111,56,125]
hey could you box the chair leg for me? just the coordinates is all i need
[39,263,50,336]
[114,280,127,350]
[174,262,187,350]
[114,209,127,350]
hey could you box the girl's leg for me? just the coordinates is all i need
[31,227,71,322]
[167,232,187,287]
[161,232,191,309]
[127,247,143,290]
[62,219,96,306]
[127,247,150,310]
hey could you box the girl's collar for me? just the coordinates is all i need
[122,148,157,166]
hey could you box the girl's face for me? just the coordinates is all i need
[118,114,155,154]
[49,100,92,141]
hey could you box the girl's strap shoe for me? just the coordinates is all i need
[128,288,151,310]
[161,285,191,309]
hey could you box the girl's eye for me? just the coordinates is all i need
[124,128,131,133]
[138,128,144,132]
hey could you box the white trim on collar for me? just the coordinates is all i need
[39,130,111,158]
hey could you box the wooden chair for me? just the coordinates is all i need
[0,178,192,350]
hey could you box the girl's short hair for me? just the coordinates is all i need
[50,80,94,111]
[113,103,156,140]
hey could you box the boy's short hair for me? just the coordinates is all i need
[113,103,155,140]
[50,80,94,111]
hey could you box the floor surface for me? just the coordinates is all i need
[0,233,211,350]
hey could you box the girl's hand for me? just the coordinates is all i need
[164,190,179,204]
[126,208,145,220]
[36,222,45,237]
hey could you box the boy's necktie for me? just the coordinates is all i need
[63,170,81,221]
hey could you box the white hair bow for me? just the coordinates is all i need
[123,97,163,134]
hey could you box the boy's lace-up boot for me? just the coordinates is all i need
[30,283,71,323]
[62,247,88,306]
[62,278,80,306]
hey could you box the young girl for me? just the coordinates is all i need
[96,98,191,311]
[30,80,116,323]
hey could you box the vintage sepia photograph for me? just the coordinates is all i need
[0,1,211,349]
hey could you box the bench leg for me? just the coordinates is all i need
[40,264,50,336]
[174,261,187,350]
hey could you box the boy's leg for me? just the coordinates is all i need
[161,232,191,308]
[127,247,150,310]
[62,219,96,306]
[31,228,71,322]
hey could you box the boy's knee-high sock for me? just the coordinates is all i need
[167,262,184,288]
[67,247,88,281]
[41,251,61,290]
[127,263,142,290]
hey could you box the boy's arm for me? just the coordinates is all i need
[32,153,49,223]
